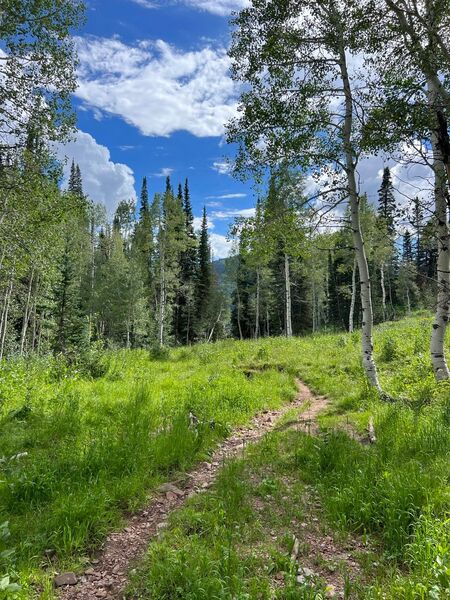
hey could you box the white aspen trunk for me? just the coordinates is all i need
[0,278,13,360]
[20,270,34,355]
[207,309,222,343]
[236,283,244,341]
[349,257,357,333]
[339,45,381,390]
[429,82,450,380]
[380,263,386,321]
[406,287,411,315]
[266,307,270,337]
[285,253,293,338]
[312,279,316,334]
[31,301,37,351]
[255,267,260,340]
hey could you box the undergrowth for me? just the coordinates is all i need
[1,313,449,598]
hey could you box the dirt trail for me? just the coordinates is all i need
[58,380,329,600]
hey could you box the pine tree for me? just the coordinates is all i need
[140,176,149,215]
[403,231,413,263]
[195,207,213,338]
[178,179,197,343]
[377,167,397,236]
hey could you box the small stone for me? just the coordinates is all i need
[159,483,184,496]
[95,590,107,598]
[201,481,210,489]
[44,548,56,558]
[166,491,177,501]
[325,584,336,598]
[112,564,122,574]
[85,568,95,576]
[55,572,78,587]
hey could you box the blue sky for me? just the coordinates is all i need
[57,0,253,258]
[56,0,432,256]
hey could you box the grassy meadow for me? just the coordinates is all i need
[1,313,449,598]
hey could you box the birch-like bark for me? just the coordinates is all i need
[236,284,243,341]
[284,253,293,338]
[0,278,13,360]
[312,279,316,334]
[349,257,357,333]
[338,44,381,390]
[380,263,386,321]
[254,267,260,340]
[406,287,411,315]
[20,269,34,355]
[429,82,450,380]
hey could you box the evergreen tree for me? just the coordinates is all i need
[377,167,397,236]
[178,179,197,343]
[195,207,213,338]
[403,231,413,263]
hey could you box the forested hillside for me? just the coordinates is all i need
[1,0,450,598]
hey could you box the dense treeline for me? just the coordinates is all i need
[228,165,438,340]
[1,0,450,387]
[226,0,450,386]
[0,156,223,356]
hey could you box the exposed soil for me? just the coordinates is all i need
[57,380,358,600]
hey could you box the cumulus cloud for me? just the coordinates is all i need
[55,131,137,215]
[210,233,232,259]
[75,36,237,138]
[304,149,434,227]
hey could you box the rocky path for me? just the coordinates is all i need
[58,380,329,600]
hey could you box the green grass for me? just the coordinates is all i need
[1,313,450,598]
[0,344,296,597]
[127,314,450,599]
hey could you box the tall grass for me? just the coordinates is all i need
[0,344,296,592]
[1,314,449,597]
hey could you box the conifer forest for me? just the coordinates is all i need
[1,1,450,599]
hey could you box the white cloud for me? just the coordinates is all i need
[131,0,249,15]
[181,0,249,16]
[131,0,157,7]
[55,131,137,215]
[212,208,255,219]
[193,215,215,230]
[206,192,246,199]
[153,167,174,177]
[210,233,232,259]
[206,201,223,207]
[212,160,232,175]
[75,36,238,138]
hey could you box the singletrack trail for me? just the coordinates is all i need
[58,381,330,600]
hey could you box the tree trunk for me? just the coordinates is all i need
[255,267,260,340]
[380,263,386,321]
[20,269,34,355]
[312,279,316,333]
[338,44,381,390]
[236,284,243,341]
[429,82,450,380]
[159,260,166,346]
[349,257,357,333]
[406,286,411,315]
[0,277,13,360]
[285,253,293,338]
